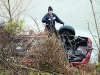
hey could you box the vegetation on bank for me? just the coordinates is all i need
[0,31,100,75]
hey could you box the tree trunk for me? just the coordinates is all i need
[98,48,100,63]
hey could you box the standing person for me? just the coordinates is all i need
[42,6,64,36]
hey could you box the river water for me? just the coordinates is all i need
[0,0,100,63]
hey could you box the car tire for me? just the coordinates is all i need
[58,25,75,36]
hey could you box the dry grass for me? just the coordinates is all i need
[23,32,79,74]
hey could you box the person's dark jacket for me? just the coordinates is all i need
[42,13,63,26]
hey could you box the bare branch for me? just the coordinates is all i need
[95,0,100,5]
[87,20,99,49]
[1,0,9,12]
[12,0,31,19]
[11,0,18,13]
[1,0,12,20]
[11,0,21,15]
[0,15,9,18]
[8,0,12,20]
[0,58,20,75]
[90,0,100,46]
[27,14,41,33]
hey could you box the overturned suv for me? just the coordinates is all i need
[58,25,92,66]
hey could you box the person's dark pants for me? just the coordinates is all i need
[45,25,57,36]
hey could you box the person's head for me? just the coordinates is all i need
[48,6,53,15]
